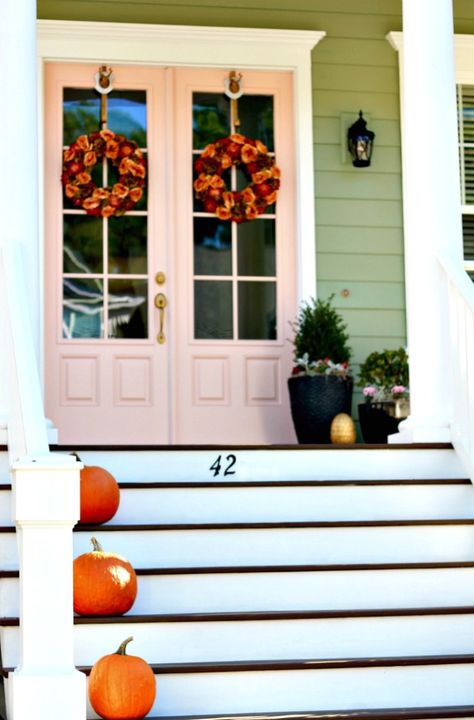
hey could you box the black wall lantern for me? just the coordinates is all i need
[347,111,375,168]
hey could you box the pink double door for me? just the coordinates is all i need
[44,63,297,444]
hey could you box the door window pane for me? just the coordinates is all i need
[193,93,230,148]
[195,281,233,339]
[63,89,100,144]
[109,216,148,275]
[63,278,103,339]
[238,281,276,340]
[108,279,148,339]
[107,91,147,146]
[63,215,103,274]
[194,218,232,275]
[238,95,274,152]
[238,220,275,277]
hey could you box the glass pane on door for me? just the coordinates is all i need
[62,86,149,339]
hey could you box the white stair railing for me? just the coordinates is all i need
[438,252,474,483]
[0,241,86,719]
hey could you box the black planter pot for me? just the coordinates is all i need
[358,402,403,443]
[288,375,353,444]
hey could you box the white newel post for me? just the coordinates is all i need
[8,456,86,720]
[388,0,463,442]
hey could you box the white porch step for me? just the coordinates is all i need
[5,608,474,668]
[78,658,474,718]
[2,563,474,617]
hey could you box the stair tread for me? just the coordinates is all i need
[5,605,474,626]
[148,707,474,720]
[3,560,474,578]
[72,652,474,675]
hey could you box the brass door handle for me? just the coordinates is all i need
[154,292,167,344]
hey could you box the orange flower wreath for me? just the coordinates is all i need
[62,129,146,218]
[193,133,280,223]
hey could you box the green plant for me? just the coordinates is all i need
[358,347,409,402]
[291,295,352,377]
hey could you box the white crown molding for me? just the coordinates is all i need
[37,20,325,69]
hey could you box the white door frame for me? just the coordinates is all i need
[36,20,325,390]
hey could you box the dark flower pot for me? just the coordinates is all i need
[288,375,353,444]
[358,402,403,443]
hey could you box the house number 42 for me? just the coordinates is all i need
[209,454,237,477]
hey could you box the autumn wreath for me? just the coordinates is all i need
[61,129,146,218]
[193,133,280,223]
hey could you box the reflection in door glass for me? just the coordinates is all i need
[108,279,148,339]
[107,91,147,146]
[238,95,274,152]
[63,89,100,144]
[193,93,230,148]
[237,220,275,277]
[194,281,233,339]
[238,281,276,340]
[108,216,148,275]
[63,215,103,274]
[63,278,103,339]
[194,218,232,275]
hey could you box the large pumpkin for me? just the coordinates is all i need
[73,537,137,616]
[89,636,156,720]
[73,453,120,524]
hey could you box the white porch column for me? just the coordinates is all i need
[0,0,42,438]
[7,456,86,720]
[388,0,463,443]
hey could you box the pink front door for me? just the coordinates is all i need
[44,63,297,445]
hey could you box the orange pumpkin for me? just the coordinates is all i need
[73,454,120,524]
[73,537,137,616]
[89,636,156,720]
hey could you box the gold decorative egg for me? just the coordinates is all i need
[330,413,356,444]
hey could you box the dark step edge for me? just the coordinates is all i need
[71,605,474,623]
[140,707,474,720]
[3,520,473,533]
[71,519,474,532]
[117,478,471,489]
[75,652,474,675]
[0,479,469,492]
[4,652,474,679]
[49,443,454,452]
[5,605,474,626]
[4,561,474,579]
[127,706,474,720]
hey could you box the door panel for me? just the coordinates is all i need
[44,64,297,445]
[44,64,169,444]
[173,68,296,443]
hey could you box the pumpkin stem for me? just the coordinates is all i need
[70,451,82,462]
[90,537,103,553]
[116,636,134,656]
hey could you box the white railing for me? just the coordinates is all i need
[438,252,474,483]
[0,241,86,719]
[0,242,50,464]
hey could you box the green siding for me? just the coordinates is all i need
[36,0,474,395]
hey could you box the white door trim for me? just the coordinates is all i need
[36,20,325,382]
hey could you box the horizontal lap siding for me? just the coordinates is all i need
[36,0,474,411]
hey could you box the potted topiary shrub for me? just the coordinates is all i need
[288,295,353,443]
[357,347,409,443]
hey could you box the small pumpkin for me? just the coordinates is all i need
[73,453,120,524]
[73,537,137,616]
[89,636,156,720]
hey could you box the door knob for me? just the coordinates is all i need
[154,292,167,344]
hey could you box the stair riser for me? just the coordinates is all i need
[80,664,474,718]
[2,567,474,616]
[2,484,474,526]
[112,485,474,524]
[43,447,465,483]
[2,525,474,570]
[6,614,474,668]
